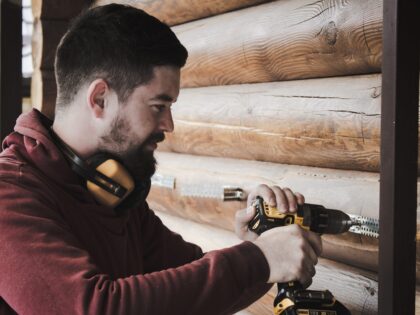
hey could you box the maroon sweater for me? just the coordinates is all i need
[0,110,270,315]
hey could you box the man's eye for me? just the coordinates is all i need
[152,105,166,112]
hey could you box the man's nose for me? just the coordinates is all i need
[159,109,174,133]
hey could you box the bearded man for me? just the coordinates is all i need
[0,4,321,314]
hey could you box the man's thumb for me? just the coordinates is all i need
[236,206,256,224]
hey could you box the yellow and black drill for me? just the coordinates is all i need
[248,196,357,315]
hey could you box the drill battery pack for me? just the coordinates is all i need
[274,284,351,315]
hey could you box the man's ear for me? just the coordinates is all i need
[86,79,109,118]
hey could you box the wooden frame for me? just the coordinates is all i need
[379,0,420,313]
[0,0,22,142]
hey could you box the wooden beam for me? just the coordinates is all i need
[0,0,22,142]
[160,75,420,172]
[378,0,419,313]
[93,0,273,26]
[149,152,420,277]
[176,0,382,88]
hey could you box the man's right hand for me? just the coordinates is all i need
[253,224,322,288]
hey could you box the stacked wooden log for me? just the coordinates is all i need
[33,0,420,313]
[174,0,383,87]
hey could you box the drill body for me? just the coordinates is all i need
[248,197,353,235]
[248,196,352,315]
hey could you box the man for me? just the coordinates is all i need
[0,4,322,314]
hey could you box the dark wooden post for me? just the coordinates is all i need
[378,0,420,313]
[0,0,22,142]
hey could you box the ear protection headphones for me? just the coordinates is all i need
[49,129,149,213]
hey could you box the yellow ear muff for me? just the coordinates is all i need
[87,159,135,208]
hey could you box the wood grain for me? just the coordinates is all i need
[32,18,69,71]
[156,210,387,315]
[32,0,87,19]
[149,152,420,277]
[159,74,419,172]
[175,0,383,87]
[93,0,273,26]
[31,69,56,119]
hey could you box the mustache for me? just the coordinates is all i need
[147,132,165,144]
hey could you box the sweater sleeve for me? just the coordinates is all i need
[138,202,204,273]
[0,176,270,315]
[138,204,272,313]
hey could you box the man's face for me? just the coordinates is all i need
[99,65,180,181]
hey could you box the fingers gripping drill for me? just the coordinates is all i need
[248,196,355,315]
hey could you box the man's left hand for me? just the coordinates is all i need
[234,184,305,241]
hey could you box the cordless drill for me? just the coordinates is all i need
[248,196,353,315]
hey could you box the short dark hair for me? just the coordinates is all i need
[54,4,188,110]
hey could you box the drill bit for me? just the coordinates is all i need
[347,214,379,238]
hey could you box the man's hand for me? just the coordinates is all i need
[253,225,322,287]
[234,184,322,288]
[234,184,305,241]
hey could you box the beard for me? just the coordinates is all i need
[98,114,164,182]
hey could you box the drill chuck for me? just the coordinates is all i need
[299,203,354,234]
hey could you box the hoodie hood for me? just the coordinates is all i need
[2,109,151,216]
[2,109,81,186]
